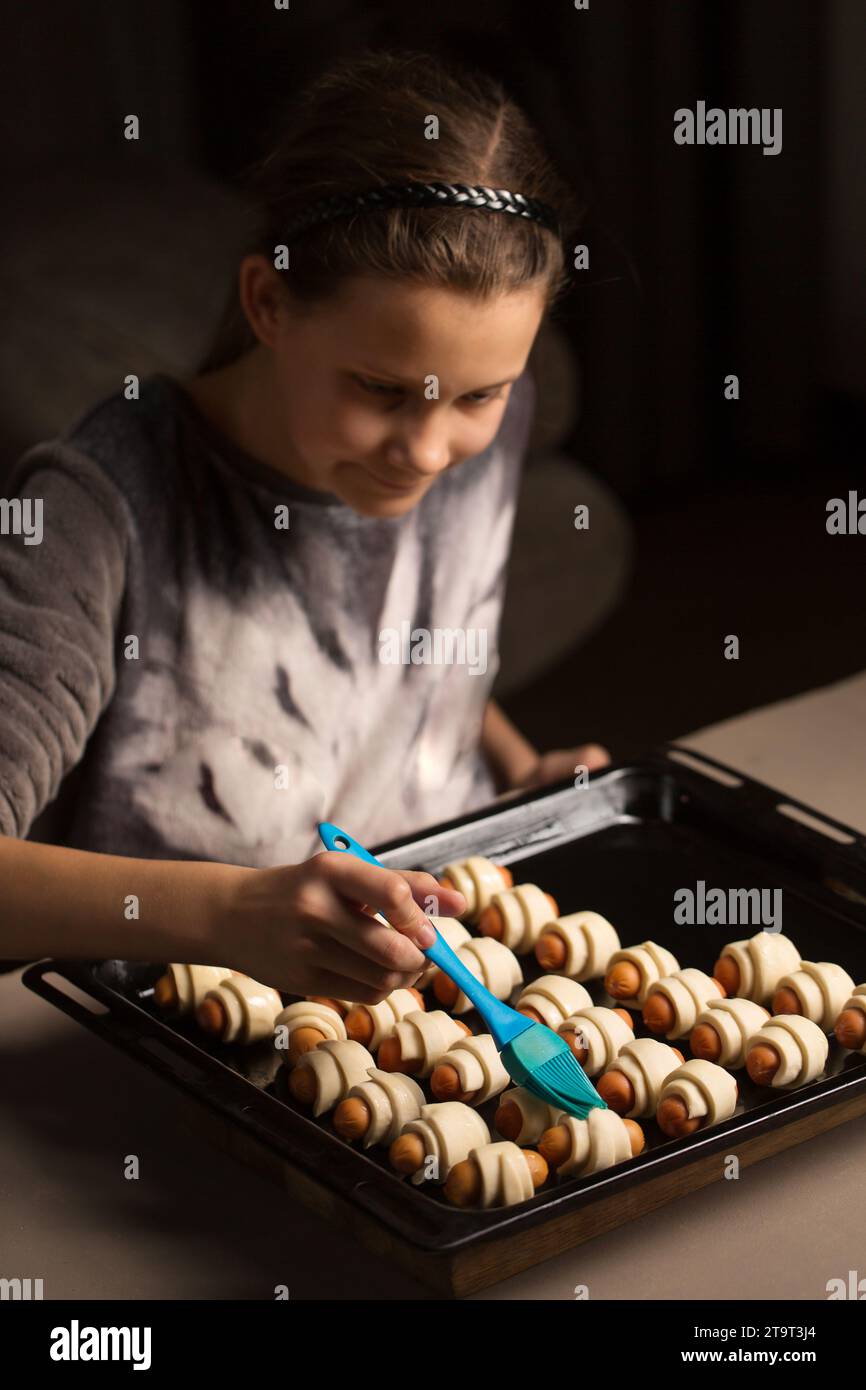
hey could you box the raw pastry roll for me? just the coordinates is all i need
[445,1140,547,1208]
[771,960,855,1032]
[656,1059,738,1136]
[333,1068,426,1147]
[539,1106,643,1178]
[438,856,512,922]
[835,984,866,1053]
[287,1038,376,1116]
[535,910,621,981]
[558,1006,634,1077]
[745,1014,829,1089]
[478,883,559,953]
[430,1032,510,1106]
[154,963,233,1015]
[714,930,801,1006]
[344,987,424,1049]
[690,997,770,1069]
[494,1086,563,1144]
[274,1000,346,1067]
[516,974,592,1029]
[382,1009,469,1077]
[643,968,725,1039]
[432,937,523,1015]
[416,916,472,989]
[390,1101,491,1185]
[604,941,680,1007]
[197,975,282,1044]
[597,1037,684,1117]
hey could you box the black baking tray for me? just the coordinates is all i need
[23,745,866,1263]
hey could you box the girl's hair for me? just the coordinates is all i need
[197,48,584,373]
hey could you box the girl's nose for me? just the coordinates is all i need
[384,427,451,478]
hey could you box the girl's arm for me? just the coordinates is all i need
[0,835,465,1004]
[481,698,539,792]
[482,698,612,793]
[0,835,248,965]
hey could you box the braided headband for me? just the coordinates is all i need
[282,181,561,242]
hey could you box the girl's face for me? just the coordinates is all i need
[243,262,548,517]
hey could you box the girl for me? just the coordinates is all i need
[0,50,608,1001]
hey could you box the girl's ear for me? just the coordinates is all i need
[238,254,291,348]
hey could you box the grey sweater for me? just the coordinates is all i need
[0,370,535,866]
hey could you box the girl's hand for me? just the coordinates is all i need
[515,742,611,791]
[214,851,466,1003]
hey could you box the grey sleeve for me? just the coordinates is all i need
[0,445,128,837]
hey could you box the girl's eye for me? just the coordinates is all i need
[466,389,504,404]
[356,377,399,395]
[354,377,505,404]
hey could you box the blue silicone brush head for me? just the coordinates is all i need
[502,1023,608,1120]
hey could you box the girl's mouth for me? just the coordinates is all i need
[355,464,425,494]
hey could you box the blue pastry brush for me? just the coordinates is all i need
[317,821,607,1120]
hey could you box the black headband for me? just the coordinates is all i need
[283,181,561,242]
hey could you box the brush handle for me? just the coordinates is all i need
[317,822,530,1048]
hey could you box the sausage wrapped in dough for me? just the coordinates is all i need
[643,968,725,1039]
[494,1086,564,1144]
[438,856,512,922]
[604,941,680,1007]
[714,930,801,1006]
[445,1140,547,1208]
[478,883,558,954]
[274,999,346,1067]
[335,1068,426,1147]
[431,1032,510,1106]
[597,1037,684,1117]
[558,1006,634,1077]
[155,963,233,1016]
[516,974,592,1029]
[197,976,282,1044]
[345,987,424,1050]
[690,997,770,1069]
[288,1038,376,1116]
[656,1059,738,1136]
[392,1101,491,1185]
[772,960,855,1032]
[835,984,866,1053]
[535,910,620,981]
[745,1014,828,1089]
[386,1009,469,1077]
[539,1106,642,1178]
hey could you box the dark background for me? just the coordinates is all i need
[1,0,863,762]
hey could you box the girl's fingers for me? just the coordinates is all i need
[396,868,466,918]
[313,852,436,947]
[306,932,424,995]
[576,742,611,770]
[310,891,426,974]
[302,966,407,1008]
[312,853,466,923]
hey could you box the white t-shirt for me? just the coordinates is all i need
[0,369,536,866]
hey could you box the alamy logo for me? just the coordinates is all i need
[0,497,43,544]
[50,1320,151,1370]
[378,622,488,675]
[826,492,866,534]
[674,101,782,156]
[827,1270,866,1299]
[0,1276,43,1299]
[674,881,782,929]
